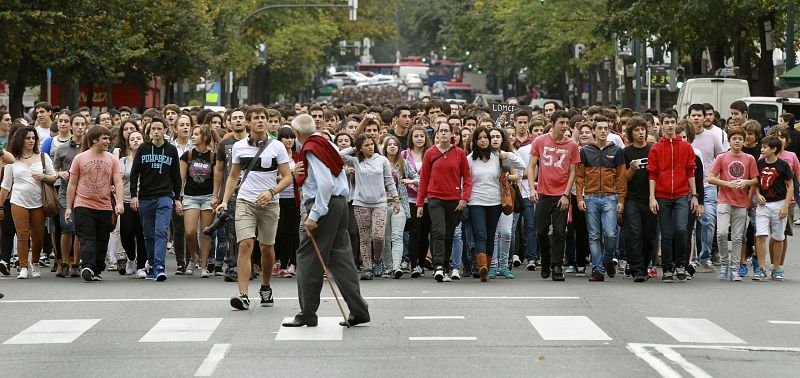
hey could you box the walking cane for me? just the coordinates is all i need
[308,231,350,328]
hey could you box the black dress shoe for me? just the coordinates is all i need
[340,316,370,327]
[551,265,565,281]
[540,265,551,279]
[282,316,318,327]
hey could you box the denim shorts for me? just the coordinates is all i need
[183,194,213,211]
[59,206,75,233]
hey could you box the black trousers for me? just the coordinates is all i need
[428,199,461,272]
[406,203,431,270]
[535,195,569,268]
[275,198,300,268]
[0,198,15,264]
[566,195,589,268]
[75,207,112,273]
[624,200,657,276]
[120,202,147,270]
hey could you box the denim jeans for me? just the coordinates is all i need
[698,185,717,262]
[383,205,407,271]
[140,196,174,271]
[451,221,463,270]
[716,204,747,269]
[491,213,513,270]
[522,198,539,261]
[624,200,657,276]
[468,205,503,258]
[585,195,619,273]
[656,196,690,273]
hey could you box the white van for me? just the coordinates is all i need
[740,97,800,128]
[676,78,750,119]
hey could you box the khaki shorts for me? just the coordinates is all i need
[235,199,280,245]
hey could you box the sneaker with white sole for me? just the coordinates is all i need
[126,260,136,275]
[31,265,42,278]
[450,270,461,280]
[442,274,452,282]
[259,287,274,307]
[17,267,29,279]
[730,271,742,282]
[512,255,521,267]
[526,261,537,271]
[230,294,250,310]
[81,267,94,282]
[718,264,729,280]
[433,267,444,282]
[201,268,210,278]
[136,268,147,279]
[564,265,577,273]
[185,266,194,276]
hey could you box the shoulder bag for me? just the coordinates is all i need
[499,153,514,215]
[40,153,60,217]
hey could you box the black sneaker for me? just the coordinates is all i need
[541,265,551,279]
[259,288,274,307]
[81,267,94,282]
[0,261,9,276]
[214,265,224,276]
[175,264,186,275]
[91,274,103,281]
[224,269,237,282]
[604,260,617,278]
[230,294,250,310]
[633,275,646,283]
[56,263,68,278]
[551,265,565,281]
[575,266,586,277]
[675,267,687,281]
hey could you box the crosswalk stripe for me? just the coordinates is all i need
[768,320,800,325]
[647,317,745,344]
[527,316,612,341]
[409,337,477,341]
[3,319,101,345]
[404,316,465,320]
[139,318,223,343]
[275,317,343,341]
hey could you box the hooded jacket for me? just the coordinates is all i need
[647,134,697,200]
[130,140,182,200]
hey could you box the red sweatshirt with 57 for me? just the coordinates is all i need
[647,134,696,200]
[416,146,472,206]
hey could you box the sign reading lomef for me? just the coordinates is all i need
[490,103,534,122]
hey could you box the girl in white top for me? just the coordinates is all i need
[492,127,524,279]
[401,125,432,277]
[120,130,148,278]
[0,126,57,279]
[466,126,525,282]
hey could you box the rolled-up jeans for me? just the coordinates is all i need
[585,195,619,273]
[656,196,690,273]
[383,205,406,271]
[491,213,513,270]
[716,203,747,270]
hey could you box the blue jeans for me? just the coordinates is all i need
[492,213,513,269]
[139,196,174,271]
[468,205,502,258]
[585,195,618,273]
[656,196,690,273]
[451,221,463,269]
[698,185,717,262]
[522,198,539,261]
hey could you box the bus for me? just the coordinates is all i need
[427,60,462,86]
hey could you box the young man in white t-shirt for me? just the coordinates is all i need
[218,106,293,310]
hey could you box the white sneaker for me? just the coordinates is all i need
[18,267,29,279]
[451,270,461,280]
[136,268,147,279]
[126,260,136,275]
[794,218,800,225]
[31,265,41,278]
[442,275,452,282]
[200,268,210,278]
[185,266,194,275]
[512,255,521,267]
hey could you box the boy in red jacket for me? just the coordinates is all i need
[647,111,701,282]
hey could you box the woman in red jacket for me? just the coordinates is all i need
[416,114,472,282]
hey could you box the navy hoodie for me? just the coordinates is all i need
[130,140,182,200]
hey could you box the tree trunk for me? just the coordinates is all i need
[690,50,703,76]
[8,53,32,119]
[623,56,634,108]
[610,59,618,105]
[87,84,95,112]
[709,43,726,71]
[752,14,776,96]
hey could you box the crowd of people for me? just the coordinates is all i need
[0,95,796,307]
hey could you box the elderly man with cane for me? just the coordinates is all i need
[282,114,370,328]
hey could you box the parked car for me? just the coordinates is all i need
[739,97,800,129]
[404,73,424,89]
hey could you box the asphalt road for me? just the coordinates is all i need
[1,245,799,378]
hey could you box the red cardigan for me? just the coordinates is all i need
[416,146,472,206]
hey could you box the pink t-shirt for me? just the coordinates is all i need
[69,150,120,211]
[710,151,758,208]
[531,133,580,196]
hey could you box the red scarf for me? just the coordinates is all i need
[297,135,344,188]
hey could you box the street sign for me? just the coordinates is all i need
[648,68,669,88]
[489,103,534,121]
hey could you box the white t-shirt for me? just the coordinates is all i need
[232,138,289,203]
[279,159,296,199]
[1,154,55,208]
[608,133,624,148]
[516,145,532,198]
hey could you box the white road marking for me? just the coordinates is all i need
[194,343,230,377]
[404,316,465,320]
[654,346,713,378]
[626,344,682,378]
[768,320,800,325]
[408,337,477,341]
[0,296,580,303]
[527,316,612,341]
[647,317,745,344]
[275,317,343,341]
[139,318,222,342]
[3,319,101,345]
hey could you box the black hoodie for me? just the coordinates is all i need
[130,140,182,200]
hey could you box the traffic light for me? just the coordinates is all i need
[465,50,471,56]
[675,67,685,90]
